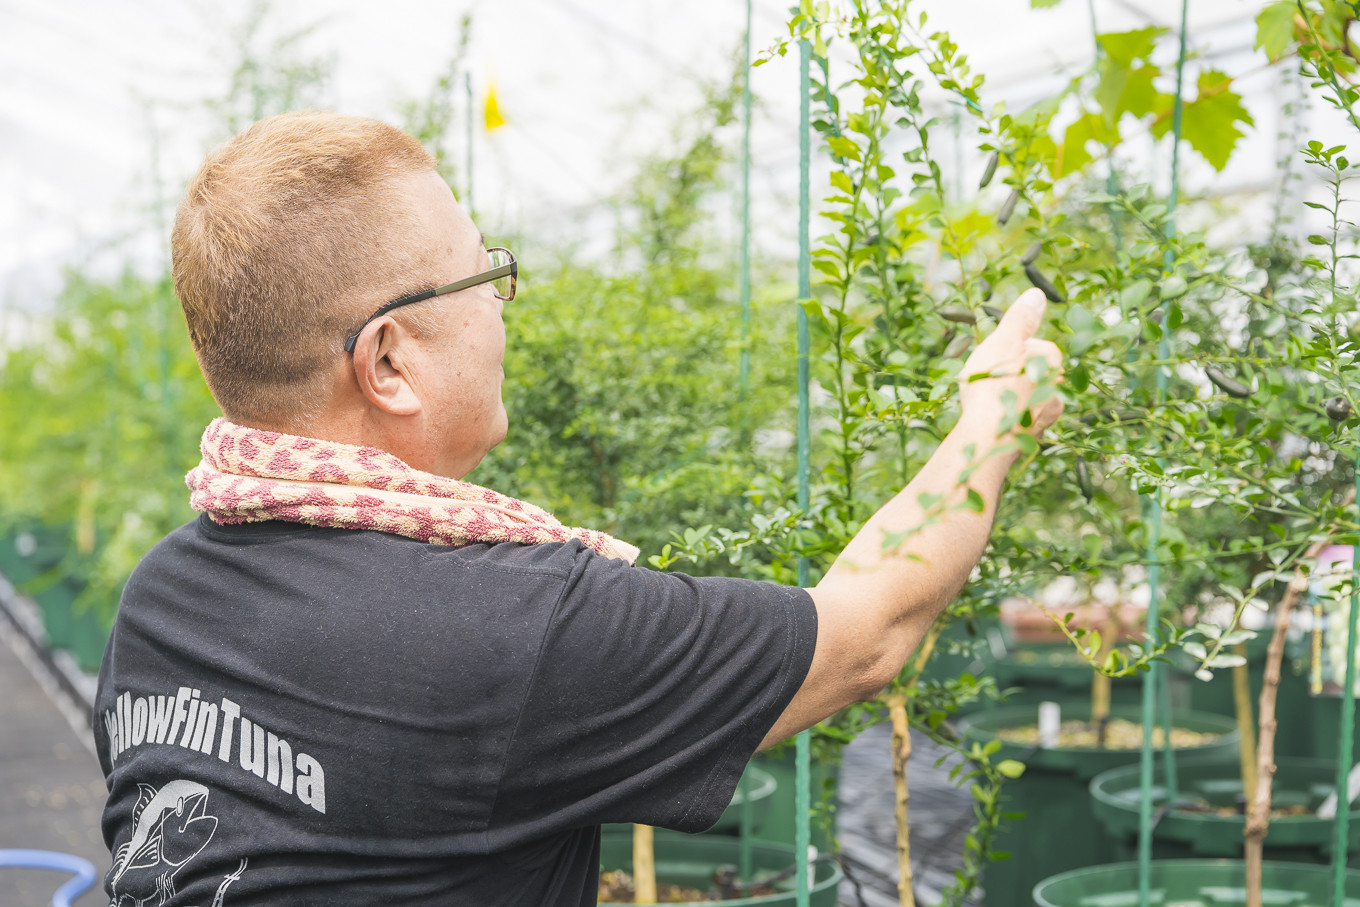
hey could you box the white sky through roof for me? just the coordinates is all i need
[0,0,1348,315]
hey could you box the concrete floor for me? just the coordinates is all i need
[0,616,108,907]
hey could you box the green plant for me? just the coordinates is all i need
[646,0,1360,902]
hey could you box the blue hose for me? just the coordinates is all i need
[0,849,99,907]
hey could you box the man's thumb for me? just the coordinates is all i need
[996,288,1047,342]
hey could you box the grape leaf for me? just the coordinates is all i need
[1254,1,1296,62]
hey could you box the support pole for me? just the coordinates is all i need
[739,0,754,412]
[795,34,814,907]
[1333,506,1360,907]
[1139,5,1190,906]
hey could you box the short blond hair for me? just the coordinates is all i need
[172,111,437,425]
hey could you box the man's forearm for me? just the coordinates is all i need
[813,415,1019,672]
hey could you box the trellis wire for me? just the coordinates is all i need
[795,33,814,907]
[1138,2,1191,905]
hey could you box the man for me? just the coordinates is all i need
[94,111,1062,906]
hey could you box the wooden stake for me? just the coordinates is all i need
[1245,538,1330,907]
[889,691,915,907]
[1233,642,1258,806]
[886,624,942,907]
[634,824,656,904]
[1091,614,1118,746]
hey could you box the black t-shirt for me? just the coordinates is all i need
[94,515,817,906]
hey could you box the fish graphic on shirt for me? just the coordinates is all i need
[108,779,218,906]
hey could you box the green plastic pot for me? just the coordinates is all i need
[1089,756,1360,863]
[1308,693,1360,765]
[958,703,1238,907]
[0,524,70,586]
[993,643,1143,712]
[1032,860,1360,907]
[701,765,778,836]
[598,827,841,905]
[749,748,839,852]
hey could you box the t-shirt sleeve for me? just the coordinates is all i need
[485,547,817,845]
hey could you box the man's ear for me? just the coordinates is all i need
[350,317,423,416]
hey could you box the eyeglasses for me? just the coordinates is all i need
[343,247,517,352]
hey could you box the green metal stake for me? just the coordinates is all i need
[1139,5,1190,906]
[738,770,754,882]
[795,34,814,907]
[738,0,755,797]
[738,0,753,412]
[1332,472,1360,907]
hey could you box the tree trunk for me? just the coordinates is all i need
[1233,643,1258,806]
[885,624,942,907]
[634,824,656,904]
[1091,615,1118,746]
[889,692,915,907]
[1245,539,1329,907]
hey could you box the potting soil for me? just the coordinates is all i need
[997,718,1219,749]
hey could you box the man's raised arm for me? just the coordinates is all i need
[761,288,1063,748]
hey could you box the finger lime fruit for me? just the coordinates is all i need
[979,151,999,189]
[1024,264,1065,303]
[1326,396,1352,421]
[997,188,1020,226]
[1205,365,1253,399]
[1075,457,1093,502]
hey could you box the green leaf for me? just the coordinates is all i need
[1098,27,1166,66]
[965,488,986,514]
[1169,69,1255,172]
[1058,112,1105,178]
[1255,1,1296,62]
[997,759,1026,779]
[1119,278,1153,310]
[827,135,862,162]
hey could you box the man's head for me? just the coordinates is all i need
[172,112,508,478]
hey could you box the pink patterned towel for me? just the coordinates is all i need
[186,419,640,564]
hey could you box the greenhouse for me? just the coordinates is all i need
[6,1,1360,906]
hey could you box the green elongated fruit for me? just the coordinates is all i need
[1205,365,1253,399]
[944,334,973,359]
[1075,457,1093,502]
[982,305,1004,321]
[1024,263,1064,303]
[979,151,999,189]
[980,279,994,302]
[940,307,976,324]
[1326,396,1352,421]
[1021,241,1042,265]
[997,188,1020,225]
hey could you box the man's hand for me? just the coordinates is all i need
[958,287,1064,441]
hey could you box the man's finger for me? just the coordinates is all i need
[994,288,1048,344]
